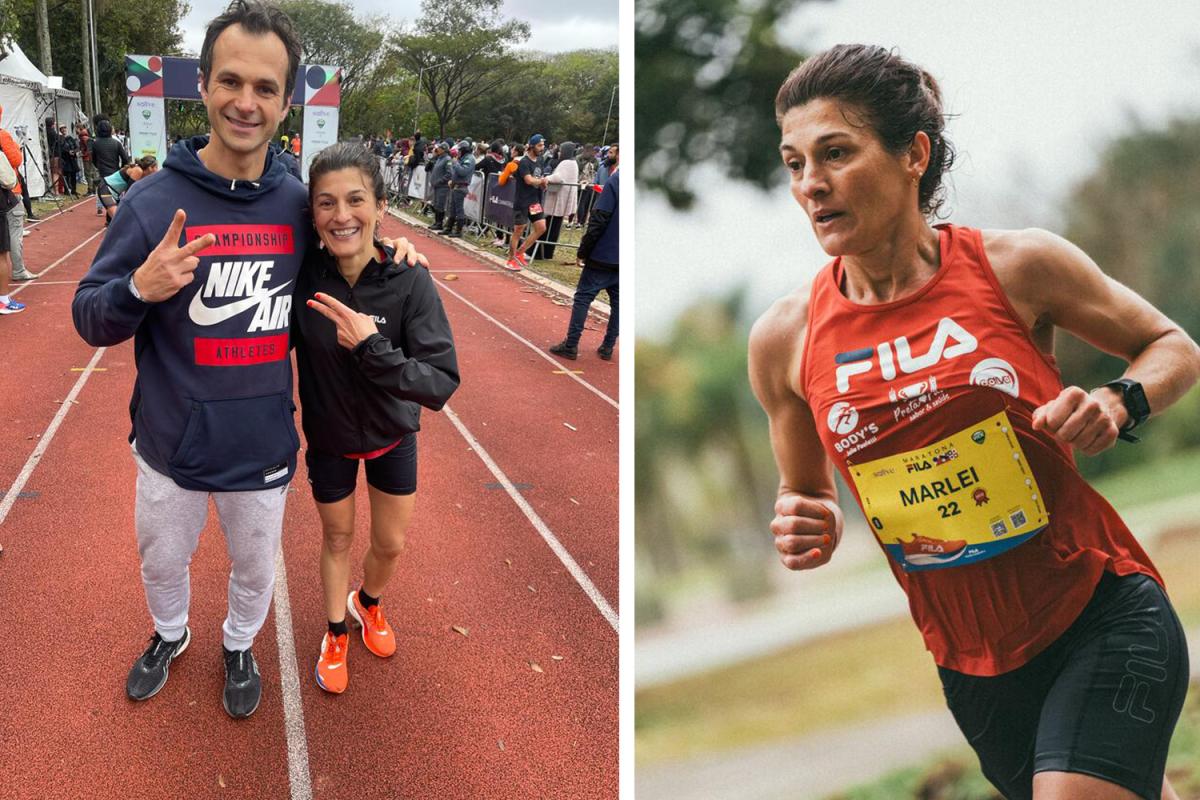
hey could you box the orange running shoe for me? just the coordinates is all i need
[347,590,396,657]
[315,631,349,694]
[515,251,529,267]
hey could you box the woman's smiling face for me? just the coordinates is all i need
[779,97,924,256]
[311,167,386,261]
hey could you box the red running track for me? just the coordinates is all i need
[0,200,618,799]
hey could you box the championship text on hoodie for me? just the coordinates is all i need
[184,224,296,364]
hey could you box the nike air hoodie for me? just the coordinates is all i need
[73,135,310,491]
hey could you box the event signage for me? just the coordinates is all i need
[408,166,428,201]
[484,174,514,230]
[127,96,167,163]
[301,105,338,183]
[463,173,485,223]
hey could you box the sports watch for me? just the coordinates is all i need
[1102,378,1150,443]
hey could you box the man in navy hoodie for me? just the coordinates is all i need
[72,0,428,719]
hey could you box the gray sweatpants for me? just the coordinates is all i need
[133,446,289,651]
[7,202,25,276]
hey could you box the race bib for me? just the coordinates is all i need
[847,410,1048,571]
[529,203,544,214]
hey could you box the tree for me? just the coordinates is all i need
[635,0,825,208]
[389,0,531,139]
[10,0,188,127]
[275,0,386,99]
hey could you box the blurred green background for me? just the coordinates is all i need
[634,0,1200,797]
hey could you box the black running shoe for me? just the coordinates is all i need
[222,646,261,719]
[126,627,191,701]
[549,340,578,360]
[597,344,614,361]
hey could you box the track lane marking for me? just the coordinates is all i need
[0,348,105,525]
[272,548,313,800]
[443,404,618,631]
[434,279,618,410]
[10,229,105,298]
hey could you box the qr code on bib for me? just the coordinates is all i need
[1010,509,1027,529]
[990,520,1008,537]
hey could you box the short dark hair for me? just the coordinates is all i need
[200,0,302,101]
[308,141,386,205]
[774,44,955,218]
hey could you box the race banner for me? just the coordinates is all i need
[484,173,514,230]
[408,166,428,201]
[127,96,167,164]
[463,172,485,223]
[301,105,338,183]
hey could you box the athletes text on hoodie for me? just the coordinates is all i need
[293,245,460,456]
[72,135,310,492]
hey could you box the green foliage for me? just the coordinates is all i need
[276,0,386,96]
[389,0,531,139]
[1059,115,1200,481]
[452,49,618,144]
[636,0,824,208]
[11,0,188,125]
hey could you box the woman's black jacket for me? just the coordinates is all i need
[293,245,460,455]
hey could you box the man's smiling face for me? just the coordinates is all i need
[200,23,291,161]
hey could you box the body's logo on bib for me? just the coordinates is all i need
[828,402,859,434]
[970,358,1020,397]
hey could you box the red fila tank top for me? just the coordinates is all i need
[800,224,1160,676]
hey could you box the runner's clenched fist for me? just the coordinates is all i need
[771,493,842,570]
[131,209,215,303]
[1031,385,1125,456]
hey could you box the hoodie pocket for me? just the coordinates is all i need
[169,392,300,491]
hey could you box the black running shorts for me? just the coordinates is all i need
[937,571,1189,800]
[305,434,418,504]
[514,205,545,226]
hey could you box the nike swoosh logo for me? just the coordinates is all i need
[188,281,292,326]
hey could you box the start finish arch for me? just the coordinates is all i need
[125,55,341,182]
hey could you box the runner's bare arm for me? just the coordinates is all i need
[989,228,1200,454]
[749,288,844,570]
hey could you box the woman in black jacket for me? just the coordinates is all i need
[294,142,460,694]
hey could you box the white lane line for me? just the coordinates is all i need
[25,196,95,228]
[10,229,105,298]
[272,547,313,800]
[434,278,619,411]
[443,404,618,632]
[0,348,105,525]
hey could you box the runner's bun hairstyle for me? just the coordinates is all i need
[200,0,302,101]
[775,44,956,217]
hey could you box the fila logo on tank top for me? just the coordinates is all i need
[802,225,1065,571]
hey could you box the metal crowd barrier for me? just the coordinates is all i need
[377,156,601,263]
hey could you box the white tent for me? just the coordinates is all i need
[0,41,85,198]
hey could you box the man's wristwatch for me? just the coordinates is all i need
[129,273,148,303]
[1102,378,1150,443]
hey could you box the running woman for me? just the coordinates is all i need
[294,142,459,694]
[749,45,1200,800]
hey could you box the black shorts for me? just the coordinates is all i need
[514,205,544,226]
[305,434,418,504]
[938,572,1189,800]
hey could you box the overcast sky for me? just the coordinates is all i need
[637,0,1200,337]
[178,0,619,56]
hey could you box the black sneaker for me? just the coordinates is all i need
[597,344,614,361]
[549,340,578,360]
[126,627,191,701]
[222,646,262,718]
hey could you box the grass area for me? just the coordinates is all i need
[394,200,586,287]
[827,681,1200,799]
[1091,447,1200,510]
[636,528,1200,769]
[636,616,944,765]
